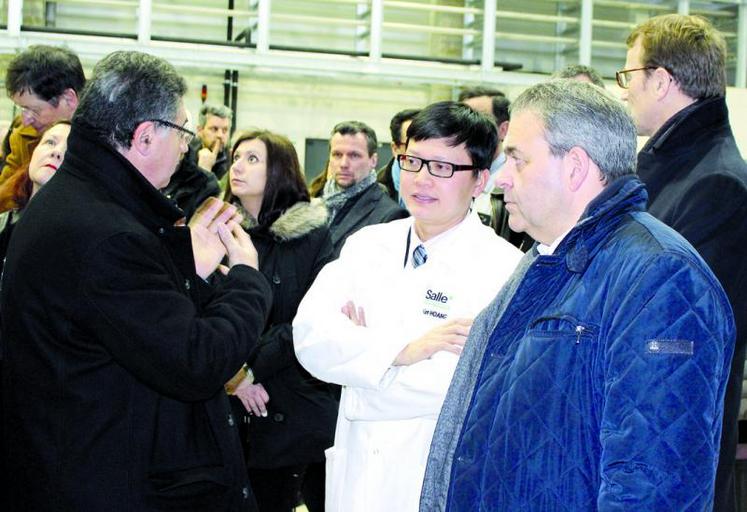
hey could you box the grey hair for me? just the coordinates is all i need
[510,80,636,182]
[198,103,233,127]
[72,51,187,150]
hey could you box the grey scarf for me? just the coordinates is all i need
[419,249,538,511]
[323,170,377,225]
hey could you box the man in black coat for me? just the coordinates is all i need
[1,51,272,511]
[323,120,408,258]
[622,15,747,512]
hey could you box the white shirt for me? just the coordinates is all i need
[293,213,522,512]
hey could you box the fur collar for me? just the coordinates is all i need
[269,198,328,242]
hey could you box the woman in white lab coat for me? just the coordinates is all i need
[293,101,523,512]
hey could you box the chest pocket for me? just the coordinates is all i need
[515,314,600,382]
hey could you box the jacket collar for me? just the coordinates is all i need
[549,175,647,273]
[62,122,184,228]
[641,96,729,155]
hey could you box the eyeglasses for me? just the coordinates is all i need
[398,154,475,179]
[146,119,196,145]
[615,66,657,89]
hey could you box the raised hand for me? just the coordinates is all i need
[188,197,240,278]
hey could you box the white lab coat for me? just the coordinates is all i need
[293,213,522,512]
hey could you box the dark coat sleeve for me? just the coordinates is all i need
[597,253,734,510]
[79,231,273,402]
[249,228,334,383]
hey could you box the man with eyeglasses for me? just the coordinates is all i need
[162,109,221,222]
[420,79,734,512]
[620,15,747,512]
[1,45,85,184]
[293,101,522,512]
[1,51,273,511]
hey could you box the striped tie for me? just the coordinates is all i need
[412,244,428,268]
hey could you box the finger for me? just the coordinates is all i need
[218,264,229,275]
[258,386,270,403]
[247,397,262,417]
[358,306,367,327]
[217,223,239,257]
[212,139,221,155]
[229,220,252,249]
[341,301,354,318]
[239,396,253,414]
[209,203,238,233]
[191,197,222,227]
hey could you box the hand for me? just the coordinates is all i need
[188,197,240,278]
[197,139,221,171]
[235,381,270,417]
[217,220,259,270]
[341,300,367,327]
[393,318,473,366]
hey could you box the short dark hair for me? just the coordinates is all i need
[553,64,606,88]
[5,45,86,103]
[389,108,421,144]
[458,86,510,125]
[406,101,498,175]
[226,130,309,227]
[331,121,378,156]
[72,51,187,150]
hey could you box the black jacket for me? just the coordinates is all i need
[328,182,408,258]
[163,147,221,221]
[236,199,338,468]
[376,158,397,200]
[1,123,272,511]
[637,96,747,512]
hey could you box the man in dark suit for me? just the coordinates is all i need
[1,51,272,511]
[323,120,408,258]
[620,14,747,512]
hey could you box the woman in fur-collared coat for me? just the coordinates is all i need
[224,129,337,512]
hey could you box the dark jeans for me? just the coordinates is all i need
[248,462,324,512]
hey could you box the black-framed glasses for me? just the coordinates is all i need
[397,154,475,179]
[615,66,657,89]
[146,118,196,145]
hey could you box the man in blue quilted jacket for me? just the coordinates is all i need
[420,79,735,511]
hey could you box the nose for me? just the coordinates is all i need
[495,161,513,190]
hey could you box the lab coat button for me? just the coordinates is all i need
[272,274,281,284]
[227,414,235,426]
[242,486,249,499]
[272,412,285,422]
[158,227,165,235]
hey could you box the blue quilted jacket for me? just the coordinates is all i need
[420,176,735,511]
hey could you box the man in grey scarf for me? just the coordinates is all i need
[322,120,407,258]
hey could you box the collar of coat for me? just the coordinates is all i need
[641,96,729,155]
[62,121,184,229]
[235,197,329,242]
[544,175,647,274]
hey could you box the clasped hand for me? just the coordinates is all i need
[187,197,259,278]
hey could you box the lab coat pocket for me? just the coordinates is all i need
[325,445,347,512]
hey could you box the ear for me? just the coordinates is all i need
[652,67,674,100]
[370,152,378,169]
[497,120,510,142]
[130,121,156,156]
[390,142,398,154]
[564,146,590,192]
[472,169,490,197]
[59,88,79,111]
